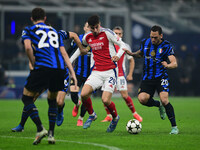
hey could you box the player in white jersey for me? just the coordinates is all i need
[80,15,125,132]
[101,26,143,123]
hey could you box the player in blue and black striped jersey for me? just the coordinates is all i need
[55,28,90,126]
[56,22,91,127]
[124,25,179,134]
[70,22,91,127]
[18,7,86,145]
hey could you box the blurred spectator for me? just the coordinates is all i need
[178,45,196,96]
[7,78,16,88]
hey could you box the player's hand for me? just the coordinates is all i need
[123,48,133,56]
[126,74,133,81]
[80,47,89,55]
[112,56,120,62]
[161,61,168,68]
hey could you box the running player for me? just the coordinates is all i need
[56,22,91,126]
[101,26,143,122]
[80,15,126,132]
[124,25,179,134]
[19,7,85,145]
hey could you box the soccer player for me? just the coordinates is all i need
[101,26,143,123]
[70,22,91,126]
[12,29,86,130]
[80,15,126,132]
[124,25,179,134]
[56,22,91,127]
[19,7,85,145]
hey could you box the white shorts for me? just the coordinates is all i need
[85,69,117,93]
[116,76,127,91]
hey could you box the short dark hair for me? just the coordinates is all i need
[151,25,162,35]
[31,7,46,22]
[88,15,100,26]
[113,26,123,32]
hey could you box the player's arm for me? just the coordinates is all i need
[69,32,88,55]
[60,46,77,89]
[24,39,35,67]
[70,46,90,63]
[106,31,125,62]
[29,61,34,70]
[126,57,135,81]
[161,55,178,69]
[123,49,143,58]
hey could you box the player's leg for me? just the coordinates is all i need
[138,80,160,107]
[159,92,179,134]
[120,90,143,122]
[77,77,91,126]
[81,72,103,129]
[81,84,97,129]
[47,68,65,144]
[47,91,58,144]
[77,104,87,126]
[102,91,120,133]
[12,89,46,132]
[102,71,120,132]
[22,88,47,145]
[70,85,81,117]
[56,91,66,126]
[101,104,112,122]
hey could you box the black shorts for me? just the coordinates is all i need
[25,68,65,93]
[70,75,87,88]
[138,76,170,97]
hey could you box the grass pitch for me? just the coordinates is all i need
[0,97,200,150]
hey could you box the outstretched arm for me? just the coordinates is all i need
[123,49,143,58]
[69,32,88,55]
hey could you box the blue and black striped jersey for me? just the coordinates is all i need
[140,38,175,80]
[73,34,91,78]
[21,22,65,70]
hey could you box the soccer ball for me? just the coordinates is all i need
[126,119,142,134]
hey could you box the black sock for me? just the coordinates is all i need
[48,99,57,136]
[164,102,176,127]
[19,106,29,127]
[71,92,79,105]
[80,104,87,118]
[145,97,160,107]
[58,103,65,114]
[22,95,43,132]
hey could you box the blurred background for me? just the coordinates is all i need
[0,0,199,98]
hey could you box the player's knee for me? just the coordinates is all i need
[57,99,63,107]
[138,94,148,105]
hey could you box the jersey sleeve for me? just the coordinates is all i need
[105,30,125,58]
[21,27,31,42]
[59,30,70,40]
[167,45,175,56]
[139,38,146,53]
[82,33,89,47]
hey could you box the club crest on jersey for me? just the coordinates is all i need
[151,50,156,56]
[88,38,92,42]
[159,48,163,53]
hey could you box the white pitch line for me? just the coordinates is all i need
[0,136,122,150]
